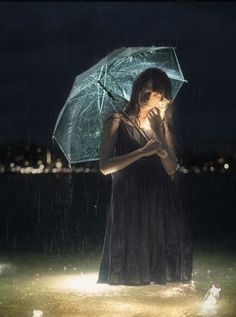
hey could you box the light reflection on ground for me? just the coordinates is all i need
[0,248,236,317]
[53,272,125,294]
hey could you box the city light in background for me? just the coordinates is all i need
[0,144,235,175]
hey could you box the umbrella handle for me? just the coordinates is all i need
[97,80,115,100]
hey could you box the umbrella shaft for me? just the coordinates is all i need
[97,80,115,100]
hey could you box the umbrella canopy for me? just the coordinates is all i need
[52,46,187,164]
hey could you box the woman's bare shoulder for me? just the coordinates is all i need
[105,112,124,123]
[105,112,136,128]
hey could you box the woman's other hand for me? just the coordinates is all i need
[141,139,167,158]
[147,107,164,135]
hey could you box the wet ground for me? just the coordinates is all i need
[0,246,236,317]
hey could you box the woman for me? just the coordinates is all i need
[97,67,193,285]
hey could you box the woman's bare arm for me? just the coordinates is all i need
[156,122,178,177]
[148,108,178,178]
[100,114,143,175]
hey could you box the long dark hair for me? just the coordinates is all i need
[125,67,183,165]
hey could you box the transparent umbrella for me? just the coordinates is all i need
[52,46,187,164]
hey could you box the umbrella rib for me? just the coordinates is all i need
[100,64,108,115]
[80,97,95,117]
[172,48,187,83]
[98,66,107,131]
[97,65,107,115]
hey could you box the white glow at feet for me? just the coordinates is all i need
[53,272,125,294]
[32,310,43,317]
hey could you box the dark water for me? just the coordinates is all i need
[0,172,235,254]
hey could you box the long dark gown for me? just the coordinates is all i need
[97,113,193,285]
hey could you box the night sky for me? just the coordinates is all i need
[1,2,236,154]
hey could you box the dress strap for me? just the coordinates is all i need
[106,112,150,141]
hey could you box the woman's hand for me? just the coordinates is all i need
[147,107,164,135]
[141,138,168,158]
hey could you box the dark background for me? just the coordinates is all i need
[0,2,236,254]
[0,2,236,153]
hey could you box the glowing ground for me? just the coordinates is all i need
[0,247,236,317]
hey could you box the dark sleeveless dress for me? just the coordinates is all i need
[97,113,193,285]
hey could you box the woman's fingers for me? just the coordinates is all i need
[148,108,161,119]
[152,107,160,115]
[150,138,162,145]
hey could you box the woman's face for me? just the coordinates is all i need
[140,90,171,112]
